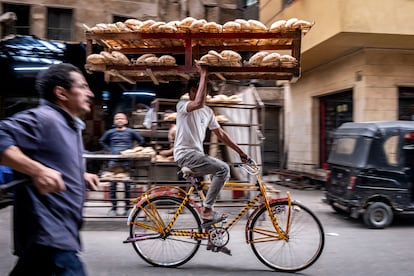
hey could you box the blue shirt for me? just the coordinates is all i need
[0,102,86,256]
[98,127,144,154]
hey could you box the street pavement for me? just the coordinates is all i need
[1,184,414,276]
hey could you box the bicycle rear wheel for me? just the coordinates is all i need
[129,195,202,267]
[248,200,324,272]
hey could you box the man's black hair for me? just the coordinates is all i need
[35,63,82,103]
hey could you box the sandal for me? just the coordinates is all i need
[201,211,227,227]
[206,244,232,256]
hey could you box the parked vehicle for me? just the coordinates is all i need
[325,121,414,229]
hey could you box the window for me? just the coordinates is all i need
[399,87,414,121]
[246,0,258,6]
[2,3,30,36]
[47,8,72,41]
[113,15,129,23]
[283,0,296,8]
[335,138,357,155]
[384,135,399,166]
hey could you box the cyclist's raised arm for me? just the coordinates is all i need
[186,65,209,112]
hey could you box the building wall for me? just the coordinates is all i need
[287,48,414,166]
[1,0,159,41]
[259,0,414,170]
[1,0,252,41]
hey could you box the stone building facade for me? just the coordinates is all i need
[261,0,414,172]
[0,0,257,41]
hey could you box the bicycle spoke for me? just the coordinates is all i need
[129,196,202,267]
[249,201,325,272]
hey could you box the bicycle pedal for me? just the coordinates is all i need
[207,245,232,256]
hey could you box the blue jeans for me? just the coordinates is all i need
[176,151,230,208]
[109,181,131,210]
[10,245,86,276]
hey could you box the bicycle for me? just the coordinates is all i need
[123,160,325,272]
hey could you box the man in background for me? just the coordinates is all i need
[99,113,145,216]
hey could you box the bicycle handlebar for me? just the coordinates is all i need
[234,158,259,175]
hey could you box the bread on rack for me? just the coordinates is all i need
[200,53,220,65]
[220,50,242,62]
[135,53,156,65]
[235,19,251,32]
[111,51,131,65]
[159,55,176,65]
[114,22,131,32]
[208,50,223,60]
[149,21,166,32]
[138,19,156,32]
[100,51,118,64]
[190,19,207,33]
[292,19,314,31]
[124,19,142,31]
[86,54,106,65]
[279,54,297,67]
[261,52,281,66]
[144,56,159,65]
[223,21,241,33]
[248,19,267,32]
[158,24,177,33]
[201,22,222,33]
[285,18,299,29]
[178,17,197,32]
[269,20,287,32]
[166,20,180,28]
[248,51,269,66]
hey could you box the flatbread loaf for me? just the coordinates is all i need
[124,19,142,30]
[220,50,241,62]
[149,22,166,32]
[248,19,267,32]
[190,19,207,33]
[136,53,156,64]
[285,18,299,29]
[223,21,241,33]
[111,51,130,65]
[249,51,269,66]
[235,19,251,32]
[100,51,118,64]
[261,52,281,66]
[86,54,105,65]
[159,55,176,65]
[269,20,287,32]
[138,19,156,32]
[201,22,222,33]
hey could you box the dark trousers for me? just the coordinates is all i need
[9,245,86,276]
[109,182,131,210]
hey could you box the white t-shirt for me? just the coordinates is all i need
[173,100,220,162]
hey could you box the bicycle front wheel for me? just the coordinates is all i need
[129,195,202,267]
[248,200,324,272]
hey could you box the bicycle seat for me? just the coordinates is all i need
[180,167,195,179]
[180,167,206,179]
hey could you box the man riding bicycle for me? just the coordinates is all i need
[173,64,249,226]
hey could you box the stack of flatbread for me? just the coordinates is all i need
[199,50,242,67]
[121,146,156,158]
[248,51,297,67]
[86,51,130,65]
[134,54,176,66]
[87,17,313,34]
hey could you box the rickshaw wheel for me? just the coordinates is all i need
[363,202,393,229]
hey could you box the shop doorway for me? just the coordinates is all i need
[319,90,353,166]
